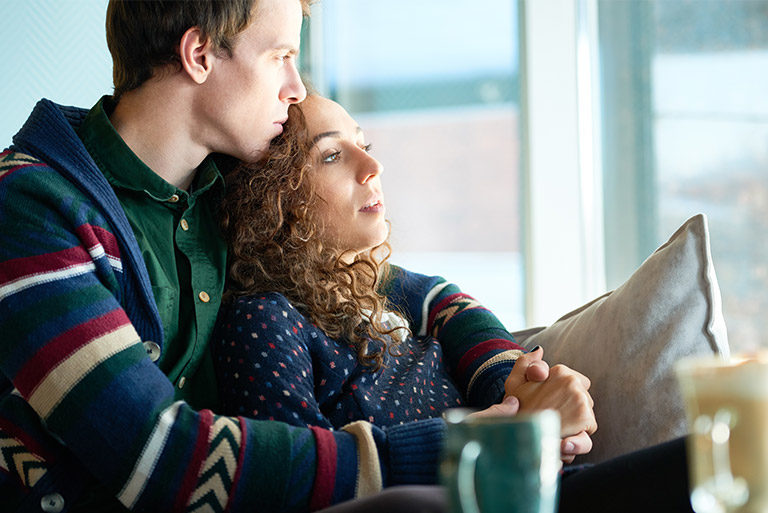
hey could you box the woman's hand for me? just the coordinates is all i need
[503,347,597,463]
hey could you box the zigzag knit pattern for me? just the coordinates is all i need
[1,100,452,511]
[0,431,47,489]
[0,151,45,182]
[428,293,485,338]
[186,416,242,513]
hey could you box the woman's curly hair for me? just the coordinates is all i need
[220,99,407,370]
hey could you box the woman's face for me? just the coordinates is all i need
[302,96,388,259]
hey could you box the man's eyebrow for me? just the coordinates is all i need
[274,45,299,55]
[312,127,363,145]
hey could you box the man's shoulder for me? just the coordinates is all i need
[0,149,46,178]
[0,149,84,198]
[1,148,61,177]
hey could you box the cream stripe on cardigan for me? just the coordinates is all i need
[341,421,383,498]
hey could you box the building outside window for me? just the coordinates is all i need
[304,0,526,330]
[600,0,768,351]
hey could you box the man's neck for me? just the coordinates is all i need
[109,81,208,191]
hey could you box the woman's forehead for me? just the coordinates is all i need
[303,96,358,134]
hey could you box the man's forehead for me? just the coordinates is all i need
[240,0,303,49]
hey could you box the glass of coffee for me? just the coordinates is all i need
[676,353,768,513]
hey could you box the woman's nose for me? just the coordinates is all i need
[357,152,383,184]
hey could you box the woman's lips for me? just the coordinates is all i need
[360,199,385,213]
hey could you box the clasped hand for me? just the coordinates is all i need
[468,347,597,463]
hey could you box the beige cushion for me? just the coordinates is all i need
[516,214,729,463]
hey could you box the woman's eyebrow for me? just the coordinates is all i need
[312,127,363,145]
[312,131,341,144]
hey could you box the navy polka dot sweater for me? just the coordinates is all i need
[213,266,525,430]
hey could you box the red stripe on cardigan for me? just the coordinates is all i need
[426,292,473,333]
[0,245,92,284]
[224,416,249,513]
[0,418,56,464]
[174,409,215,513]
[309,425,338,511]
[14,308,132,397]
[75,224,121,262]
[0,152,46,183]
[457,339,522,377]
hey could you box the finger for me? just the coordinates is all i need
[550,364,591,390]
[561,431,593,458]
[467,395,520,420]
[569,369,591,390]
[504,349,545,395]
[524,359,550,382]
[500,394,520,413]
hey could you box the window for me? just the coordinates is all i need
[0,0,111,144]
[600,0,768,351]
[304,0,525,329]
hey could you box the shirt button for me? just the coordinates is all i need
[180,219,189,231]
[143,341,161,362]
[198,291,210,303]
[168,194,180,203]
[178,376,186,389]
[41,493,65,513]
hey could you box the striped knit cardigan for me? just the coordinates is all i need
[0,99,524,513]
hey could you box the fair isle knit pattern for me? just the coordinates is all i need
[0,99,445,512]
[214,292,465,430]
[0,427,47,489]
[383,267,526,409]
[213,267,525,437]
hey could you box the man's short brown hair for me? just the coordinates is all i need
[106,0,311,100]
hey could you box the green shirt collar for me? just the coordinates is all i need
[77,96,223,201]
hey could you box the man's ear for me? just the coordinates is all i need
[178,27,215,84]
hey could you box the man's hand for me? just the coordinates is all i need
[506,363,596,435]
[503,347,597,462]
[560,430,593,464]
[466,395,521,421]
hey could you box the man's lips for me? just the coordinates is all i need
[273,119,286,134]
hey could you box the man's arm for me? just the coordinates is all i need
[0,155,443,512]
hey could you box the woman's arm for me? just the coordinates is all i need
[381,265,525,408]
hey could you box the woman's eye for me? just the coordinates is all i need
[323,151,341,163]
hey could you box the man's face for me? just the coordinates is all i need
[199,0,307,162]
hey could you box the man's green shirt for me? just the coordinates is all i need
[77,96,226,409]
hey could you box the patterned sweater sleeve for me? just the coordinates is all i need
[0,154,444,512]
[381,265,526,409]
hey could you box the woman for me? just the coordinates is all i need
[214,93,595,450]
[212,95,694,513]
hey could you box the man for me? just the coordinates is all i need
[0,1,599,511]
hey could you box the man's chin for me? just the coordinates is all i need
[237,145,269,165]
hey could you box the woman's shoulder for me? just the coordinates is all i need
[225,292,307,322]
[218,292,318,352]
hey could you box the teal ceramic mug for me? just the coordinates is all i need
[440,409,561,513]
